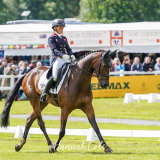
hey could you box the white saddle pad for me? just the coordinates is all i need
[38,65,69,94]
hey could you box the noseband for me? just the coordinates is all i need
[78,52,111,80]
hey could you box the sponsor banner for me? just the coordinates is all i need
[123,30,160,46]
[1,30,160,48]
[91,75,160,98]
[64,31,110,47]
[0,33,50,45]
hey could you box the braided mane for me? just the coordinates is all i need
[77,50,105,62]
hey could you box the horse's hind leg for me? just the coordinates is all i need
[15,102,48,152]
[32,100,53,150]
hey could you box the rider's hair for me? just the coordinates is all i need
[53,26,57,31]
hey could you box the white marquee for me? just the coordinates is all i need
[1,22,160,56]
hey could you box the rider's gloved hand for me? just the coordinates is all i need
[62,54,70,60]
[71,55,76,62]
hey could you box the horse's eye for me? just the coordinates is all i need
[103,64,107,68]
[107,62,112,68]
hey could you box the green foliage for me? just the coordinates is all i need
[1,0,160,24]
[0,0,26,24]
[26,0,80,20]
[78,0,160,23]
[0,0,80,24]
[2,0,27,22]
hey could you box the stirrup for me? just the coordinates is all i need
[40,92,49,102]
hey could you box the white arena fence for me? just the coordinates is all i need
[0,74,23,90]
[109,70,160,77]
[124,93,160,103]
[0,70,160,90]
[0,126,160,141]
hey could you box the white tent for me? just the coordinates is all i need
[1,22,160,56]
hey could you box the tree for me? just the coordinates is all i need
[0,0,27,24]
[24,0,80,20]
[0,0,80,24]
[78,0,160,23]
[0,0,8,24]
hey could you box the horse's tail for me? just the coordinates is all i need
[0,75,26,127]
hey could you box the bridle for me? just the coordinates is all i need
[77,51,112,81]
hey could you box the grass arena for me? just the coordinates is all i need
[0,98,160,160]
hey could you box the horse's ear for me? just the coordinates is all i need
[103,50,110,59]
[110,50,117,58]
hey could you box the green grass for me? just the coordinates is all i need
[0,98,160,120]
[1,118,160,160]
[0,133,160,160]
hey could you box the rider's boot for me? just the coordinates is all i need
[40,77,56,102]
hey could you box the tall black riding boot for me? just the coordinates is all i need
[40,77,55,102]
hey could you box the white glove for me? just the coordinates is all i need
[71,55,76,62]
[62,54,70,60]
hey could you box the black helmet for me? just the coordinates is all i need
[52,19,66,29]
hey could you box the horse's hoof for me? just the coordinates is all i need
[49,146,58,153]
[15,144,21,152]
[104,147,113,154]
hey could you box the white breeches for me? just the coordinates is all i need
[52,57,70,81]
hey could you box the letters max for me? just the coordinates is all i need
[91,82,130,90]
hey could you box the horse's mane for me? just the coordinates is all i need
[77,50,105,62]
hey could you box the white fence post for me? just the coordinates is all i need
[124,93,135,103]
[10,76,15,88]
[86,128,98,141]
[120,70,124,77]
[148,93,159,103]
[0,75,22,90]
[14,126,23,138]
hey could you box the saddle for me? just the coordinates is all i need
[38,62,75,106]
[51,62,75,105]
[55,62,70,89]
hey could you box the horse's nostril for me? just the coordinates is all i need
[104,83,107,87]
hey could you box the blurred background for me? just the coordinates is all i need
[0,0,159,24]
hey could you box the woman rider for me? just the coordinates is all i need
[40,19,75,102]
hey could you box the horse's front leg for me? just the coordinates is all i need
[49,108,69,153]
[81,104,113,154]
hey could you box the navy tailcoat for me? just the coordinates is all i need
[46,33,73,79]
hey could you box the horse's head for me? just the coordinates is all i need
[93,50,116,88]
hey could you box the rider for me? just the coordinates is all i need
[40,19,76,102]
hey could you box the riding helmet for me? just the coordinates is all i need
[52,19,66,29]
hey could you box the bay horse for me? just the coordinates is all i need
[1,50,115,154]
